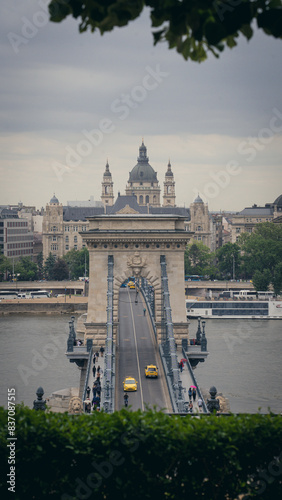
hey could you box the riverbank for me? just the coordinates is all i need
[0,296,88,315]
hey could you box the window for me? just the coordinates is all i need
[52,226,57,232]
[74,236,77,243]
[65,236,69,242]
[139,195,143,204]
[65,245,69,251]
[145,195,149,204]
[197,225,202,231]
[236,228,241,233]
[74,226,78,231]
[197,236,202,241]
[53,236,57,241]
[74,245,77,250]
[65,226,69,232]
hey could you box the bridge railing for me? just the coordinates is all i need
[139,281,157,342]
[82,345,93,411]
[102,255,115,413]
[181,345,208,413]
[160,255,187,413]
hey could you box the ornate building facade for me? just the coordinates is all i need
[186,195,211,248]
[231,194,282,243]
[42,140,217,261]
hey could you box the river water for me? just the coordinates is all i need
[0,315,281,413]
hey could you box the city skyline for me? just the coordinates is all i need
[1,1,282,212]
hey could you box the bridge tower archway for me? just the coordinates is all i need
[82,214,191,348]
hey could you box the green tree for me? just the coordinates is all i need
[48,0,282,63]
[52,259,69,280]
[36,251,44,280]
[0,255,12,281]
[15,257,38,281]
[63,248,89,279]
[184,241,213,276]
[252,269,272,292]
[215,242,241,279]
[272,261,282,296]
[44,253,56,280]
[238,223,282,279]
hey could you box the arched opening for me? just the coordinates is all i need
[139,195,143,204]
[145,195,149,204]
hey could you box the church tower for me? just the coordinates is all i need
[125,140,160,206]
[189,195,211,248]
[101,161,114,207]
[42,194,64,262]
[162,160,176,207]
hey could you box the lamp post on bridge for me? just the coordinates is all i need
[196,317,202,344]
[201,320,207,351]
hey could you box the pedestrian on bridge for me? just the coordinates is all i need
[92,383,97,398]
[100,346,105,357]
[188,387,193,401]
[92,365,96,378]
[86,386,91,398]
[143,307,146,316]
[192,388,197,401]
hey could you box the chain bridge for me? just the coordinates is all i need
[66,214,209,414]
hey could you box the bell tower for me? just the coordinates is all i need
[162,160,176,207]
[101,161,114,207]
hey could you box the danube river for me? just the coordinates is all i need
[0,314,281,413]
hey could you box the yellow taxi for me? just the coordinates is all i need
[128,281,135,289]
[123,377,138,391]
[145,364,158,378]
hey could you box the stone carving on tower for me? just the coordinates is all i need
[163,160,176,207]
[101,160,114,207]
[125,140,161,207]
[127,251,147,276]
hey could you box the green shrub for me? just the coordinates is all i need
[0,405,281,499]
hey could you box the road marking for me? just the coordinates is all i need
[128,288,144,411]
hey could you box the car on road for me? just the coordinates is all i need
[145,364,158,378]
[123,377,138,391]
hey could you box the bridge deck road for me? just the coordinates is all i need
[116,288,171,412]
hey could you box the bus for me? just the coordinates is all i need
[185,275,204,281]
[0,290,18,300]
[30,290,50,298]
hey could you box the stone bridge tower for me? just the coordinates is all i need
[81,214,191,347]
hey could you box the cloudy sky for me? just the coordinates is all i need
[1,0,282,212]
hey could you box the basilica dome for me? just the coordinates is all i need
[50,194,59,204]
[128,141,158,183]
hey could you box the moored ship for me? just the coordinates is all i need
[186,299,282,319]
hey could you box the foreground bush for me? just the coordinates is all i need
[0,406,281,499]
